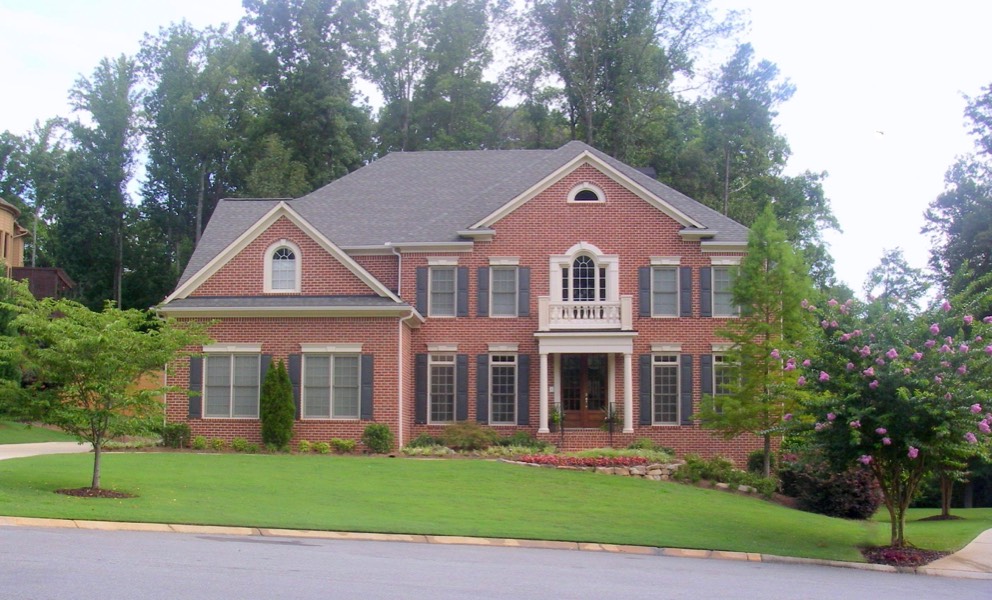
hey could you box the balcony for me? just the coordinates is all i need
[538,296,633,331]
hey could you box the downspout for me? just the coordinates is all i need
[389,243,405,447]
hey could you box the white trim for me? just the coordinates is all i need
[427,343,458,352]
[711,342,733,352]
[650,352,681,426]
[489,256,520,266]
[471,151,704,230]
[488,343,519,352]
[164,202,400,303]
[701,243,747,253]
[157,305,419,320]
[203,343,263,353]
[300,343,363,353]
[567,182,606,204]
[457,229,495,241]
[549,242,620,303]
[650,256,681,266]
[427,257,459,266]
[710,256,743,266]
[263,239,302,293]
[388,242,474,253]
[651,343,682,352]
[679,229,718,240]
[534,331,637,354]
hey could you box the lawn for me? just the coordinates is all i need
[0,452,988,562]
[0,421,77,444]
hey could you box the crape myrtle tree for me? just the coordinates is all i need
[793,279,992,547]
[6,290,209,491]
[697,205,813,477]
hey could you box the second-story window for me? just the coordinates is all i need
[430,267,456,316]
[563,255,606,302]
[271,247,296,290]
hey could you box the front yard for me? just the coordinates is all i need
[0,421,77,444]
[1,452,989,562]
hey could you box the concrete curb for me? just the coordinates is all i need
[3,515,988,579]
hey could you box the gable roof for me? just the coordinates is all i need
[176,141,748,287]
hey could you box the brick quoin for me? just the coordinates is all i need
[166,159,764,464]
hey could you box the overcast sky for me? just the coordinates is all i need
[2,0,990,295]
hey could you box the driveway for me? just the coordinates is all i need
[0,441,91,461]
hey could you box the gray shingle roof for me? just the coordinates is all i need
[176,141,748,288]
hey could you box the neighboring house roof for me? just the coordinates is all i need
[177,141,748,288]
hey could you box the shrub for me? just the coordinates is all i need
[747,450,776,474]
[401,445,455,456]
[673,454,735,483]
[572,448,674,463]
[260,360,295,450]
[406,433,441,448]
[361,424,394,453]
[231,437,249,452]
[330,438,356,453]
[627,438,657,451]
[496,431,549,450]
[779,454,883,519]
[440,421,499,451]
[297,440,312,453]
[191,435,208,450]
[160,423,191,448]
[210,438,226,451]
[313,441,330,454]
[246,443,260,454]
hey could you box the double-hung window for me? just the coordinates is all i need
[652,354,679,424]
[489,354,517,424]
[204,354,260,418]
[713,354,736,397]
[712,266,740,317]
[303,354,360,419]
[490,267,518,316]
[651,267,678,316]
[430,267,456,316]
[429,354,456,423]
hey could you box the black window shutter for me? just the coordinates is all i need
[638,267,651,317]
[457,267,469,317]
[188,356,203,419]
[416,267,428,314]
[361,355,374,420]
[516,354,530,425]
[701,354,713,397]
[288,354,302,419]
[680,267,693,317]
[700,267,712,317]
[518,267,531,317]
[477,267,490,317]
[638,354,652,425]
[260,354,272,384]
[476,354,489,423]
[415,354,428,424]
[680,354,693,425]
[456,354,469,420]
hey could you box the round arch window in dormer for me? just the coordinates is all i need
[264,239,302,293]
[567,182,606,203]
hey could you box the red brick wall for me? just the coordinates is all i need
[191,217,379,297]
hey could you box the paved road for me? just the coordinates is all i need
[1,527,987,600]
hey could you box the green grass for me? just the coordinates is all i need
[0,421,77,444]
[0,452,988,562]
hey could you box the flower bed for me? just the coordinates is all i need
[518,454,649,468]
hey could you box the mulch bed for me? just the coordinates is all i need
[860,545,949,567]
[55,487,135,499]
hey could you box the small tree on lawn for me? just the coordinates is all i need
[7,295,208,491]
[260,359,294,449]
[795,282,992,547]
[698,205,814,477]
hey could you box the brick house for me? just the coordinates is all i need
[158,141,762,461]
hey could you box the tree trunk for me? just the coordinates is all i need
[91,443,102,490]
[763,433,771,478]
[195,163,205,244]
[940,472,953,518]
[722,146,731,216]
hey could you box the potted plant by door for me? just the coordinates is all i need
[549,403,563,433]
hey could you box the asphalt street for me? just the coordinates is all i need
[1,527,988,600]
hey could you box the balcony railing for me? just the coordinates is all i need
[538,296,633,331]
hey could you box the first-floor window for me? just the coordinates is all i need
[490,354,517,424]
[303,354,360,419]
[652,354,679,424]
[429,354,456,423]
[205,354,260,418]
[714,354,736,397]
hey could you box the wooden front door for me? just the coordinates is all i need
[561,354,607,428]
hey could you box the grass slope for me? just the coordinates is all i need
[0,421,76,444]
[0,453,988,562]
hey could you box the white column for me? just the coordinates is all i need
[623,352,634,433]
[539,352,550,433]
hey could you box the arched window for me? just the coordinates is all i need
[562,254,607,302]
[271,247,296,290]
[567,182,606,203]
[573,189,600,202]
[264,239,301,293]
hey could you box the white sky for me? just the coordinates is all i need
[1,0,990,293]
